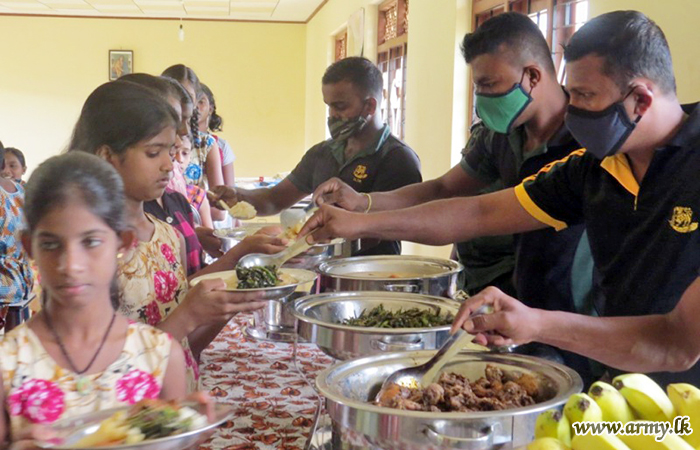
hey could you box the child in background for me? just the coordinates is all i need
[200,84,236,188]
[161,65,225,215]
[68,81,279,387]
[177,134,214,229]
[0,147,33,330]
[0,152,187,445]
[1,148,27,185]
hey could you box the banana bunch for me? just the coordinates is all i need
[667,383,700,448]
[524,373,700,450]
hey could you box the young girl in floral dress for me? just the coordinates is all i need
[0,152,187,447]
[68,81,275,389]
[0,147,34,329]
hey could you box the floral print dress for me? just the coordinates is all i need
[184,131,215,190]
[117,214,199,391]
[0,321,171,437]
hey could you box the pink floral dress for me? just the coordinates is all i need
[0,322,171,437]
[117,214,199,391]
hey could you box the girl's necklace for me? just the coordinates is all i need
[44,310,117,396]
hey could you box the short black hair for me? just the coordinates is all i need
[322,57,383,101]
[68,81,178,157]
[0,146,4,170]
[564,10,676,94]
[461,12,555,75]
[4,147,26,168]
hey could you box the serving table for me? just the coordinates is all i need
[198,313,333,450]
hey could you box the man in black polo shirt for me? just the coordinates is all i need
[209,57,421,256]
[303,11,700,385]
[312,13,600,383]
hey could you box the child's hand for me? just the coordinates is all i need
[10,425,55,450]
[195,227,223,258]
[236,234,288,256]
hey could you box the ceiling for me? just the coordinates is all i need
[0,0,328,22]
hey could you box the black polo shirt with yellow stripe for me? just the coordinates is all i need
[287,124,422,255]
[515,103,700,385]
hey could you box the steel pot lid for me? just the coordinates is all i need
[316,350,583,420]
[318,256,463,280]
[292,291,461,335]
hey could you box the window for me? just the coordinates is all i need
[468,0,589,126]
[335,30,347,62]
[377,0,409,140]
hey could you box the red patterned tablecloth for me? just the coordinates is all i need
[197,313,334,450]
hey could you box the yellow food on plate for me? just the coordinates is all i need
[225,201,257,220]
[73,399,207,447]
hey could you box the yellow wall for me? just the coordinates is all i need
[589,0,700,103]
[0,16,307,177]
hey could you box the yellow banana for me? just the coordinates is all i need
[589,381,636,423]
[527,437,571,450]
[564,393,603,427]
[613,374,675,422]
[668,383,700,447]
[535,409,572,446]
[571,433,630,450]
[619,426,694,450]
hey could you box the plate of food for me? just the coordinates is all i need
[35,399,233,450]
[190,267,317,298]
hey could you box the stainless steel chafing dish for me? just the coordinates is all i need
[315,351,582,449]
[317,256,463,298]
[292,291,461,360]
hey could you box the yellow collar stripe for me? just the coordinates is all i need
[600,153,639,197]
[514,184,568,231]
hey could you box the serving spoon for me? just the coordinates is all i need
[375,329,487,403]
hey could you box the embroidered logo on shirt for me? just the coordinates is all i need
[669,206,699,233]
[353,165,368,182]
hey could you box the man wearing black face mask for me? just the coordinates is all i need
[208,57,421,256]
[311,13,602,385]
[302,10,700,385]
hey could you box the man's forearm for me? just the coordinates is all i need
[536,310,697,373]
[237,188,282,216]
[371,179,454,211]
[361,189,544,245]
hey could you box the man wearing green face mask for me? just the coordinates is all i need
[208,57,421,256]
[311,13,602,385]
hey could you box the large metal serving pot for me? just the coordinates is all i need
[292,291,461,360]
[318,256,463,298]
[316,351,582,450]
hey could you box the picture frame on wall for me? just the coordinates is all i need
[109,50,133,80]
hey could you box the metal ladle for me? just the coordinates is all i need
[374,329,487,403]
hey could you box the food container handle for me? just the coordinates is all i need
[384,283,419,293]
[424,424,494,449]
[370,337,424,352]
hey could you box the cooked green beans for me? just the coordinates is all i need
[236,265,280,289]
[341,304,453,328]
